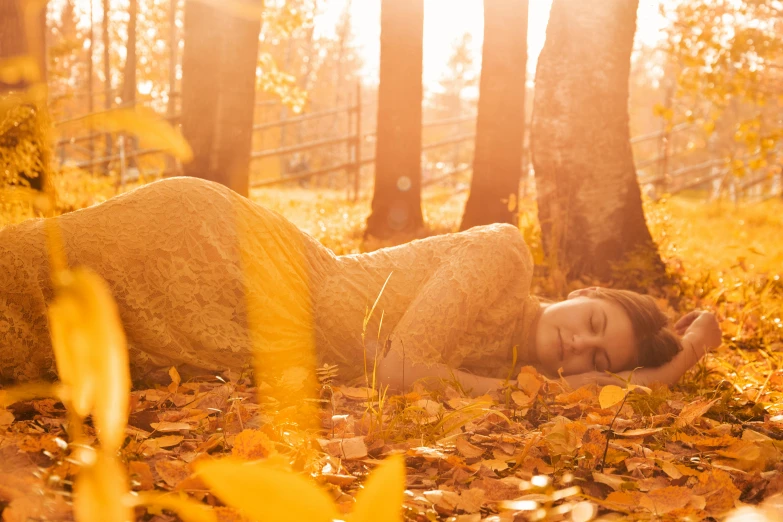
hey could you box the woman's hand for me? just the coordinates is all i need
[676,310,722,358]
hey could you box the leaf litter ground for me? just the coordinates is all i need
[1,184,783,522]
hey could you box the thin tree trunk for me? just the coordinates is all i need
[531,0,663,281]
[88,0,95,173]
[460,0,528,231]
[365,0,424,239]
[180,0,261,196]
[103,0,112,161]
[121,0,138,169]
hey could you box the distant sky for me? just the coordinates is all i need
[315,0,671,89]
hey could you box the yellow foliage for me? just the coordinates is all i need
[348,455,406,522]
[194,458,340,522]
[73,451,133,522]
[195,455,406,522]
[47,264,130,453]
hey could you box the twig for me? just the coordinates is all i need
[598,391,630,471]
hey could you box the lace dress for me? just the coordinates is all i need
[0,177,540,385]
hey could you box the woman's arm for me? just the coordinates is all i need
[371,341,505,395]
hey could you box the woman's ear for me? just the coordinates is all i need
[567,286,600,300]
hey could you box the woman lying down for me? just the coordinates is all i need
[0,177,722,393]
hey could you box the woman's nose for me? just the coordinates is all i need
[570,335,594,354]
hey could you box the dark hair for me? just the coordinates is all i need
[590,288,681,369]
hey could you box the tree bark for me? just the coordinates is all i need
[120,0,138,169]
[460,0,528,231]
[365,0,424,239]
[0,0,49,191]
[102,0,112,160]
[180,0,262,196]
[531,0,663,281]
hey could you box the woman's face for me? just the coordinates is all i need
[534,296,638,377]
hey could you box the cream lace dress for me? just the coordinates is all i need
[0,177,540,385]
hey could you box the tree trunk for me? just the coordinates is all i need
[180,0,262,196]
[460,0,528,231]
[121,0,138,169]
[0,0,49,191]
[531,0,663,281]
[365,0,424,239]
[102,0,112,160]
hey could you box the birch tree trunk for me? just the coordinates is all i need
[460,0,528,231]
[531,0,663,280]
[365,0,424,239]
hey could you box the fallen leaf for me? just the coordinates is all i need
[456,437,485,459]
[599,385,626,409]
[456,488,485,513]
[232,430,275,460]
[339,387,378,401]
[129,461,154,490]
[675,398,718,427]
[155,459,191,489]
[150,421,192,432]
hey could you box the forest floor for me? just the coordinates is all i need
[1,177,783,522]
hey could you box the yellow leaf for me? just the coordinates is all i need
[169,366,181,386]
[598,385,626,409]
[349,455,405,522]
[130,491,217,522]
[48,267,130,453]
[66,107,193,162]
[195,458,339,522]
[73,452,133,522]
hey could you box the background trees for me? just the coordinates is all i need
[531,0,662,281]
[180,0,263,196]
[661,0,783,194]
[364,0,425,239]
[459,0,528,231]
[1,0,50,191]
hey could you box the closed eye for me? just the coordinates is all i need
[594,351,610,372]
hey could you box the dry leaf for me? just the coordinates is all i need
[150,421,192,432]
[232,430,275,460]
[155,460,192,489]
[129,461,155,490]
[456,437,485,459]
[339,387,378,400]
[599,385,626,409]
[675,398,718,427]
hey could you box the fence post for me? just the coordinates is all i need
[352,80,362,202]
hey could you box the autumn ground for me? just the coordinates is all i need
[1,176,783,522]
